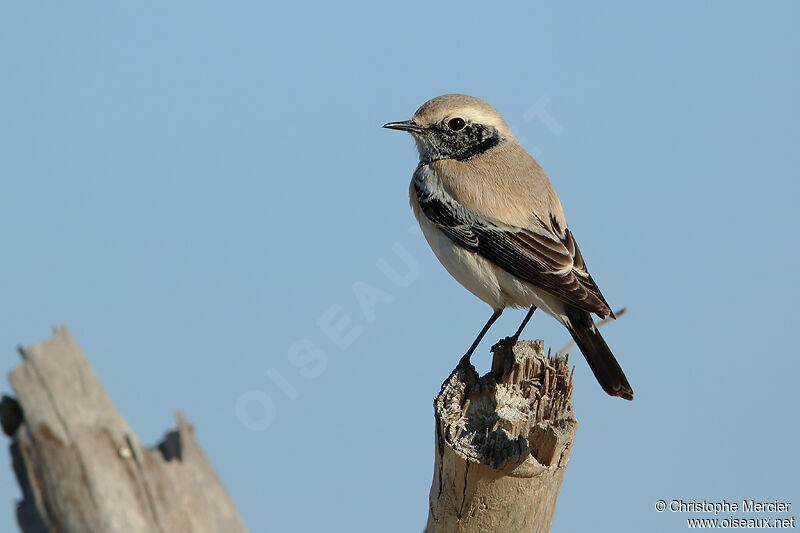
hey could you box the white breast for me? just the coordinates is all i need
[409,173,569,321]
[415,210,505,310]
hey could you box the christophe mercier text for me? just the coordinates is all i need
[671,500,791,514]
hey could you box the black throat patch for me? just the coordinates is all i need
[455,132,502,161]
[424,123,503,163]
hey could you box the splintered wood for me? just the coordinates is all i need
[426,339,578,533]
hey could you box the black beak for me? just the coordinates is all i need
[382,120,425,134]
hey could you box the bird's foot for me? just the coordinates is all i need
[456,353,474,371]
[443,353,479,405]
[489,337,517,383]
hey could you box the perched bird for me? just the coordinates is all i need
[384,94,633,400]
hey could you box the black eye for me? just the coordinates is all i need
[447,117,466,131]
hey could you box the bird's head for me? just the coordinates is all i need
[383,94,514,163]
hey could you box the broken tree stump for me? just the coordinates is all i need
[426,339,578,533]
[1,327,249,533]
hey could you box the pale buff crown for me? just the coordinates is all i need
[412,94,516,140]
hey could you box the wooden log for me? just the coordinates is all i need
[1,327,248,533]
[425,339,578,533]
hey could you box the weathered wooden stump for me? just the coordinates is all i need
[1,327,248,533]
[426,339,578,533]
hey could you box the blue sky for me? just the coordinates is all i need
[1,2,798,531]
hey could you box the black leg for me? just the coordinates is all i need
[509,306,537,344]
[458,309,503,368]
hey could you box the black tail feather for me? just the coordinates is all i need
[565,309,633,401]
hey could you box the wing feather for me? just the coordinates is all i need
[415,179,613,317]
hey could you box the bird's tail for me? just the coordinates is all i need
[564,308,633,401]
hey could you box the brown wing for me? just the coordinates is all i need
[415,179,613,317]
